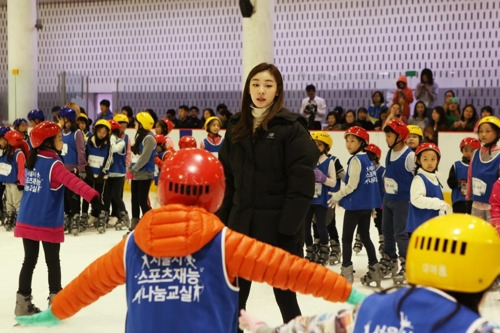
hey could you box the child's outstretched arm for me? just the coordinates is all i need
[224,229,365,305]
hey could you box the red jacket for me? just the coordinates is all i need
[392,75,414,119]
[489,178,500,236]
[51,204,352,320]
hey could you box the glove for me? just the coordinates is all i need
[314,168,327,184]
[15,307,61,327]
[346,288,366,305]
[17,184,24,191]
[439,202,452,216]
[327,191,337,208]
[371,209,377,219]
[238,310,268,333]
[91,196,103,211]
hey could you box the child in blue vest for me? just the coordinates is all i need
[128,112,156,230]
[13,118,29,142]
[13,121,99,316]
[58,107,87,232]
[365,143,385,253]
[82,119,112,234]
[405,125,423,151]
[103,120,130,230]
[447,137,481,214]
[328,126,382,287]
[154,117,175,149]
[406,143,450,237]
[27,110,45,150]
[200,116,224,156]
[304,132,337,265]
[467,116,500,222]
[239,214,500,333]
[0,126,9,226]
[0,130,29,231]
[76,113,92,141]
[381,119,416,284]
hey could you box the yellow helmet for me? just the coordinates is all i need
[406,214,500,293]
[477,116,500,131]
[113,114,129,123]
[310,131,333,150]
[94,119,111,131]
[407,125,423,137]
[77,113,88,121]
[204,116,221,130]
[136,112,154,130]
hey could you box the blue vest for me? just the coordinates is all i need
[340,153,381,210]
[139,135,156,173]
[355,287,482,333]
[124,228,239,333]
[0,149,21,183]
[109,135,128,174]
[376,165,385,201]
[470,150,500,203]
[18,156,65,227]
[312,156,334,208]
[384,147,414,200]
[61,130,79,165]
[86,141,110,176]
[203,137,224,153]
[406,173,443,233]
[451,160,469,204]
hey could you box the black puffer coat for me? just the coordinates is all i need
[216,108,319,256]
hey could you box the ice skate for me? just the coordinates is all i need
[48,293,57,307]
[315,244,330,266]
[340,265,354,284]
[393,257,406,285]
[129,217,140,231]
[329,239,341,265]
[378,234,384,255]
[0,209,6,226]
[63,213,70,232]
[107,216,119,228]
[117,211,130,230]
[70,214,80,236]
[96,211,106,234]
[80,213,89,229]
[360,263,382,288]
[305,245,317,262]
[353,233,363,254]
[15,293,41,316]
[87,214,98,228]
[379,253,398,278]
[4,211,16,231]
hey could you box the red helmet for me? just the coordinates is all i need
[29,121,61,148]
[179,136,197,149]
[157,148,225,213]
[162,118,174,133]
[460,137,481,150]
[5,130,25,147]
[344,126,369,144]
[385,119,409,141]
[108,119,121,132]
[415,142,441,158]
[365,143,382,160]
[154,134,167,145]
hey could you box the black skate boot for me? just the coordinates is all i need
[379,253,398,278]
[360,263,382,288]
[316,244,330,266]
[0,209,6,226]
[393,257,406,285]
[70,214,80,236]
[5,211,16,231]
[96,211,106,234]
[80,212,89,229]
[118,211,130,230]
[353,233,363,254]
[329,240,341,265]
[63,213,70,232]
[378,234,384,255]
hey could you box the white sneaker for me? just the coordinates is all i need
[107,216,118,227]
[88,215,98,227]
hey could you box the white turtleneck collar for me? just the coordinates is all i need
[251,105,271,132]
[417,168,440,184]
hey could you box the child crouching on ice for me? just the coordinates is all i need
[15,148,365,332]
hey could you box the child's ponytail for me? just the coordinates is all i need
[26,147,39,170]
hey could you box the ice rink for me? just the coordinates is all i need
[1,191,499,332]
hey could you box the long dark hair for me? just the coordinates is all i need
[232,63,285,143]
[460,104,478,124]
[25,137,61,170]
[412,101,427,119]
[132,125,151,154]
[420,68,434,85]
[430,106,448,128]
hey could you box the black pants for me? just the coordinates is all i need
[104,176,127,217]
[64,187,81,216]
[453,200,472,214]
[305,204,328,245]
[131,179,151,218]
[342,209,378,267]
[374,207,383,235]
[236,278,300,333]
[81,178,106,217]
[18,238,61,295]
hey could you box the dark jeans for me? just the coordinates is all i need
[104,176,127,217]
[236,278,300,333]
[342,209,378,267]
[18,238,61,295]
[305,204,328,245]
[382,198,410,259]
[131,179,152,218]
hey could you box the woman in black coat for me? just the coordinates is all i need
[217,63,319,328]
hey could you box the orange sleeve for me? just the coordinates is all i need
[155,156,163,169]
[224,229,352,303]
[51,238,127,320]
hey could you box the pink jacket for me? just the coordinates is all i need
[489,178,500,235]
